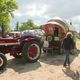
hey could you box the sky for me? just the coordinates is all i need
[10,0,80,32]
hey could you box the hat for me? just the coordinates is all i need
[66,32,73,38]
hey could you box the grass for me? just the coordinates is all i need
[76,38,80,44]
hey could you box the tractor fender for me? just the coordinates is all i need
[20,37,42,47]
[24,38,41,44]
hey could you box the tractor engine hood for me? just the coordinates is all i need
[0,38,20,46]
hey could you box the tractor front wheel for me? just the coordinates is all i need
[22,41,41,63]
[0,53,7,70]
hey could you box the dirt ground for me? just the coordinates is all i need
[0,44,80,80]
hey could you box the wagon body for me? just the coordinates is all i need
[41,17,76,52]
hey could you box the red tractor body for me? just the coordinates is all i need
[0,34,41,70]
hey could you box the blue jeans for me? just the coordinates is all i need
[64,50,70,66]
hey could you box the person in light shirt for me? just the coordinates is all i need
[43,40,49,48]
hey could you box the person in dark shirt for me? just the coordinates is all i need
[62,32,75,67]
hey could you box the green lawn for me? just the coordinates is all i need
[76,38,80,44]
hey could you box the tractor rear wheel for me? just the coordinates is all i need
[22,41,41,63]
[0,53,7,70]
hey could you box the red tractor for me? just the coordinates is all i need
[0,32,41,70]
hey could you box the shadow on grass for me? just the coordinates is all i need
[0,68,7,74]
[62,67,80,80]
[6,58,41,74]
[77,49,80,53]
[40,48,79,66]
[40,53,64,65]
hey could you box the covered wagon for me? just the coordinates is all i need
[41,17,76,54]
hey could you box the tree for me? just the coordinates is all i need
[19,19,38,31]
[0,0,18,32]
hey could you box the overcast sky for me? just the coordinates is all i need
[11,0,80,32]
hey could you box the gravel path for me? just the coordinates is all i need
[0,44,80,80]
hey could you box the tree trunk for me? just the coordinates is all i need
[1,23,5,38]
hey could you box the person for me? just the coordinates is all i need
[62,32,75,67]
[43,38,49,53]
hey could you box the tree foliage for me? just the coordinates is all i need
[19,19,38,31]
[0,0,18,32]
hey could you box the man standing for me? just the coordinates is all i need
[62,32,75,67]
